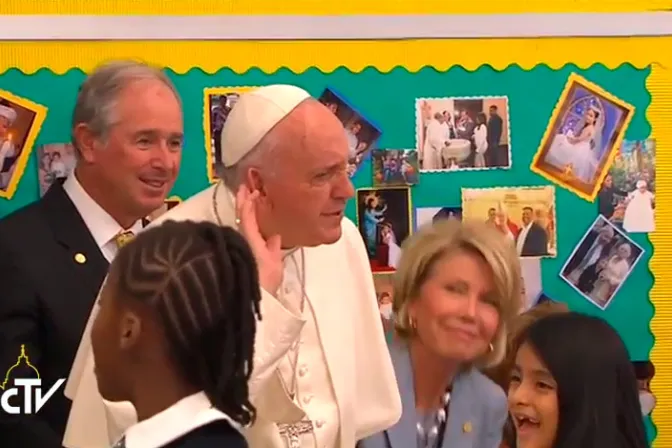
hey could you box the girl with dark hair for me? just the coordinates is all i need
[90,220,261,448]
[508,312,647,448]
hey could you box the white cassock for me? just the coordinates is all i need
[63,185,402,448]
[421,119,444,170]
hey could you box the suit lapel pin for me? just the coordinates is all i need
[462,421,472,433]
[74,253,87,264]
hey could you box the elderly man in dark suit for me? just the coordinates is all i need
[0,61,183,447]
[516,207,548,257]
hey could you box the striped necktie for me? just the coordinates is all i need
[114,231,135,249]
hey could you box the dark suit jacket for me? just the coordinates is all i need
[358,340,507,448]
[562,230,615,276]
[163,421,248,448]
[0,181,109,447]
[519,222,548,257]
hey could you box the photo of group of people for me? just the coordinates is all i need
[599,139,655,233]
[37,143,76,196]
[204,87,251,182]
[0,90,45,199]
[560,215,643,310]
[318,88,382,178]
[532,73,634,201]
[416,96,511,171]
[356,188,411,273]
[462,186,557,258]
[371,149,419,187]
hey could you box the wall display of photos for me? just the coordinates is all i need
[0,33,669,444]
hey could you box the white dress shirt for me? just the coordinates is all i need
[63,174,143,262]
[119,392,241,448]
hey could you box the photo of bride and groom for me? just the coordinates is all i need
[356,187,411,273]
[532,73,635,201]
[560,215,644,310]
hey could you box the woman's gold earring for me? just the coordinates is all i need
[488,343,494,353]
[409,317,417,331]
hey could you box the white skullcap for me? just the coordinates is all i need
[0,105,17,125]
[636,179,647,188]
[220,84,311,167]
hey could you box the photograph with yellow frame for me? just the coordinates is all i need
[355,187,412,273]
[202,86,257,183]
[462,185,557,258]
[530,73,634,202]
[0,88,47,200]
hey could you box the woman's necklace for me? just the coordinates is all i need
[416,390,451,448]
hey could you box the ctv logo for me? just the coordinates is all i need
[0,345,65,414]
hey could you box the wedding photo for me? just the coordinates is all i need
[372,149,419,187]
[0,90,46,199]
[415,96,511,171]
[373,273,395,335]
[318,87,382,178]
[37,143,76,196]
[415,206,462,229]
[531,73,635,201]
[356,187,411,273]
[462,186,557,258]
[142,197,182,227]
[560,215,644,310]
[599,139,655,233]
[204,86,255,182]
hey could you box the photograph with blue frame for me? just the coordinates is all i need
[318,87,382,178]
[531,73,634,201]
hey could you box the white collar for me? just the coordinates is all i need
[63,174,143,248]
[124,392,242,448]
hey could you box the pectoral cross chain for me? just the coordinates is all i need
[278,420,314,448]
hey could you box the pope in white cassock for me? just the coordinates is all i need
[62,85,402,448]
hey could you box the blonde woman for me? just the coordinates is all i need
[358,219,521,448]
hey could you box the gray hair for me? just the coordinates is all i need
[219,134,279,190]
[71,60,180,152]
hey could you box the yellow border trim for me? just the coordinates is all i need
[0,38,668,75]
[202,86,258,183]
[530,73,635,202]
[648,63,670,448]
[0,89,47,200]
[1,0,670,14]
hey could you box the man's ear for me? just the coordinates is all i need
[245,167,268,197]
[119,311,142,351]
[72,123,99,164]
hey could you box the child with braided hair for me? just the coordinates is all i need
[90,220,260,448]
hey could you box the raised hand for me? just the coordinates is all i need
[235,184,283,294]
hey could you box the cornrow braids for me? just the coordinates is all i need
[111,219,262,426]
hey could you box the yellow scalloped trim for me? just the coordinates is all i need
[648,62,670,447]
[202,86,258,183]
[0,38,669,75]
[530,73,635,202]
[0,89,47,200]
[1,0,670,14]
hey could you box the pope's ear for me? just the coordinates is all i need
[245,167,268,197]
[72,123,99,164]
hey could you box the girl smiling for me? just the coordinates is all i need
[507,312,647,448]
